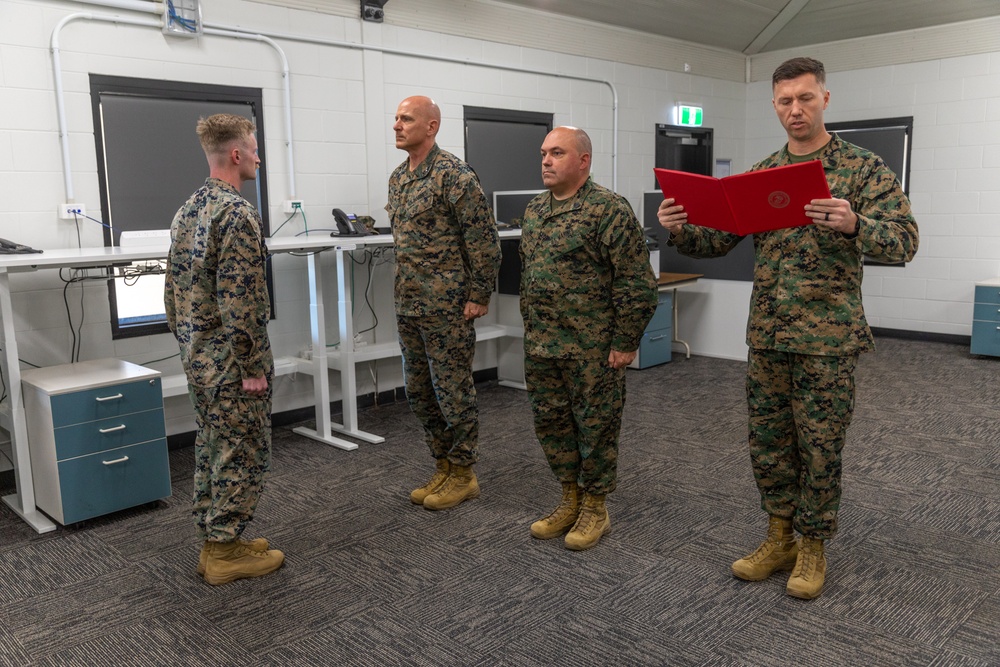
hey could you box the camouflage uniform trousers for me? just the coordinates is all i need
[190,382,272,543]
[746,348,857,539]
[397,313,479,466]
[524,354,625,496]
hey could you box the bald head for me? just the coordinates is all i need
[540,126,592,199]
[394,96,442,167]
[561,126,592,156]
[403,96,440,124]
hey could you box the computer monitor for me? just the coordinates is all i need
[493,190,545,226]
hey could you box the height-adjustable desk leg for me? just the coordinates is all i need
[671,287,691,359]
[0,269,56,533]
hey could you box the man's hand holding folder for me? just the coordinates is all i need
[655,160,844,236]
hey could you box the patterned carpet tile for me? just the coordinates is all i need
[0,532,132,606]
[938,595,1000,664]
[259,610,490,666]
[846,417,993,463]
[502,600,730,667]
[25,614,239,667]
[811,557,990,645]
[198,574,380,655]
[485,538,666,604]
[400,569,588,657]
[938,463,1000,499]
[852,522,1000,592]
[845,445,960,488]
[838,477,930,518]
[5,564,194,659]
[713,604,943,666]
[901,491,1000,544]
[926,651,1000,667]
[909,412,1000,446]
[0,620,32,667]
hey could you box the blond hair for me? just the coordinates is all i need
[196,114,256,154]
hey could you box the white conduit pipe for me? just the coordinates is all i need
[202,27,296,197]
[53,1,620,205]
[51,12,296,201]
[51,12,160,201]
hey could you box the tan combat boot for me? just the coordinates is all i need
[423,464,480,510]
[786,536,826,599]
[410,458,450,504]
[197,537,269,576]
[564,493,610,551]
[732,515,798,581]
[202,540,285,586]
[530,482,580,539]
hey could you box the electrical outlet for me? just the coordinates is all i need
[59,203,86,219]
[283,199,304,213]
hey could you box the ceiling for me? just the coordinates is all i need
[489,0,1000,54]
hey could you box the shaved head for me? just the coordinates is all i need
[394,95,442,167]
[402,95,441,124]
[540,126,592,199]
[559,126,592,157]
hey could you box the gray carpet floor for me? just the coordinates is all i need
[1,337,998,666]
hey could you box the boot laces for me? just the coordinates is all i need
[792,540,822,579]
[236,542,269,558]
[434,474,458,495]
[543,500,577,526]
[746,524,790,564]
[572,505,602,534]
[423,470,448,491]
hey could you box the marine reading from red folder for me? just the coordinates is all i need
[654,160,832,236]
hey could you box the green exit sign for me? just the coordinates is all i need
[678,105,703,127]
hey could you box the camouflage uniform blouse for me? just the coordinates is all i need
[165,177,273,388]
[669,134,918,356]
[386,144,501,317]
[519,178,658,360]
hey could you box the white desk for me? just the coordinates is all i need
[656,272,702,359]
[1,229,522,533]
[267,230,522,450]
[0,245,177,533]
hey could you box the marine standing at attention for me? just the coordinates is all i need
[520,126,657,551]
[386,95,501,511]
[658,57,918,598]
[165,113,284,585]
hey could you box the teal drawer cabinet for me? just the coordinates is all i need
[21,359,171,525]
[631,291,673,369]
[972,280,1000,357]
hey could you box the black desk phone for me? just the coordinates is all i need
[331,208,376,237]
[0,237,42,254]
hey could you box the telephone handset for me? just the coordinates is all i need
[331,208,373,237]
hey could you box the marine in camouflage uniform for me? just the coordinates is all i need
[165,118,274,557]
[387,96,500,509]
[520,178,657,494]
[670,131,917,540]
[521,126,657,550]
[659,57,918,597]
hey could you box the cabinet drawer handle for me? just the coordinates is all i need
[99,424,127,434]
[102,455,129,466]
[95,393,124,402]
[649,335,667,342]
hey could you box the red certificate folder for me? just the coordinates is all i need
[654,160,832,235]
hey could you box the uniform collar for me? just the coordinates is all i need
[541,176,595,217]
[205,177,242,195]
[402,143,441,181]
[775,133,843,169]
